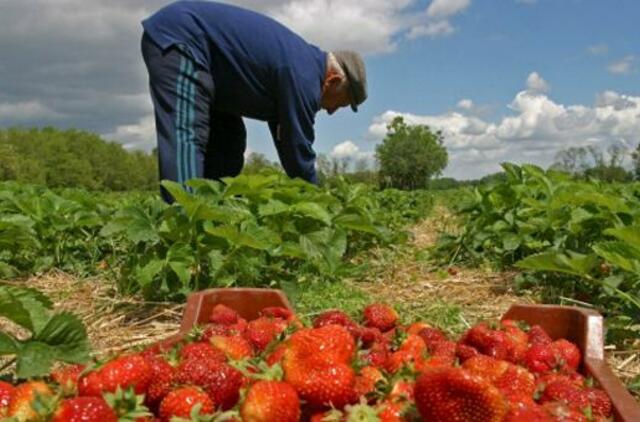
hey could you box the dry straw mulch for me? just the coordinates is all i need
[0,271,183,375]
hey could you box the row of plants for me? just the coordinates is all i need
[436,163,640,341]
[0,173,433,301]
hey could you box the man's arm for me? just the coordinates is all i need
[269,66,318,184]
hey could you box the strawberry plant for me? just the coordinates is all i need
[0,285,90,379]
[437,163,640,340]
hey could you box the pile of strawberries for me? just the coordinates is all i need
[0,303,614,421]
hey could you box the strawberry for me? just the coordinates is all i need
[551,339,581,371]
[504,402,553,421]
[542,401,588,421]
[7,381,53,420]
[174,357,243,409]
[210,335,253,360]
[244,317,286,352]
[260,306,294,321]
[179,342,226,362]
[417,327,447,349]
[539,378,590,411]
[524,343,558,374]
[456,343,480,361]
[361,341,390,368]
[389,379,415,401]
[51,364,85,394]
[501,320,528,363]
[385,334,427,373]
[354,366,385,397]
[414,367,508,422]
[314,310,357,329]
[145,355,177,411]
[528,325,552,346]
[363,304,399,332]
[0,381,14,417]
[240,381,300,422]
[159,386,214,421]
[460,322,512,361]
[355,326,383,347]
[78,354,152,396]
[209,304,239,325]
[51,396,118,422]
[285,360,357,409]
[284,325,355,366]
[584,387,612,417]
[377,401,407,422]
[406,322,432,335]
[265,344,286,367]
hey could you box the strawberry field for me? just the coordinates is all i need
[1,169,640,421]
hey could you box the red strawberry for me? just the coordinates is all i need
[202,363,244,410]
[180,342,226,362]
[159,386,214,421]
[504,402,553,421]
[551,339,581,371]
[240,381,301,422]
[260,306,294,321]
[209,304,239,325]
[361,341,390,368]
[0,381,14,417]
[51,364,85,394]
[355,326,383,347]
[354,366,384,397]
[265,344,286,367]
[287,361,357,409]
[417,327,447,349]
[244,317,286,352]
[460,322,512,361]
[7,381,53,420]
[584,387,612,417]
[285,325,355,366]
[52,396,118,422]
[406,322,432,335]
[524,343,558,374]
[456,343,480,361]
[363,304,399,332]
[414,367,508,422]
[210,335,253,360]
[539,378,590,411]
[377,401,406,422]
[528,325,552,346]
[501,320,528,363]
[386,334,427,373]
[542,402,588,421]
[78,354,152,396]
[145,355,177,410]
[314,310,356,329]
[389,380,415,401]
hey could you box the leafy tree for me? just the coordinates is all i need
[242,152,281,175]
[375,117,448,190]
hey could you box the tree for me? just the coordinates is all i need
[375,116,448,190]
[242,152,280,175]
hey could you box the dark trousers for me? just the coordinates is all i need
[141,33,246,203]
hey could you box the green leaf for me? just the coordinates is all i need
[291,202,332,225]
[0,331,18,354]
[604,227,640,252]
[516,251,598,277]
[333,213,379,234]
[14,342,55,379]
[502,233,521,251]
[34,312,90,364]
[593,241,640,273]
[0,286,51,332]
[136,259,165,287]
[258,200,289,217]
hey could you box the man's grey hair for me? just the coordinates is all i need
[327,52,349,90]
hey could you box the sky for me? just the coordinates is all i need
[0,0,639,179]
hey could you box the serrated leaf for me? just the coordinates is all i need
[258,200,289,217]
[593,241,640,273]
[136,259,165,287]
[291,202,331,225]
[516,251,597,277]
[34,312,90,364]
[14,342,55,379]
[0,331,18,354]
[333,213,379,234]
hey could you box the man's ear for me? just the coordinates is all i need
[325,73,344,88]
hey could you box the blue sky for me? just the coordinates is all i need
[0,0,638,179]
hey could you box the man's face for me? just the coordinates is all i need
[320,75,352,115]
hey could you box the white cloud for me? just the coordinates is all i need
[407,20,454,39]
[329,140,373,161]
[526,72,550,94]
[104,114,156,150]
[457,99,474,110]
[587,43,608,55]
[427,0,471,19]
[368,74,640,179]
[0,100,63,122]
[607,55,635,75]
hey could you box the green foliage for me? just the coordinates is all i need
[375,117,448,190]
[0,127,157,190]
[0,285,90,379]
[104,173,431,300]
[436,163,640,340]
